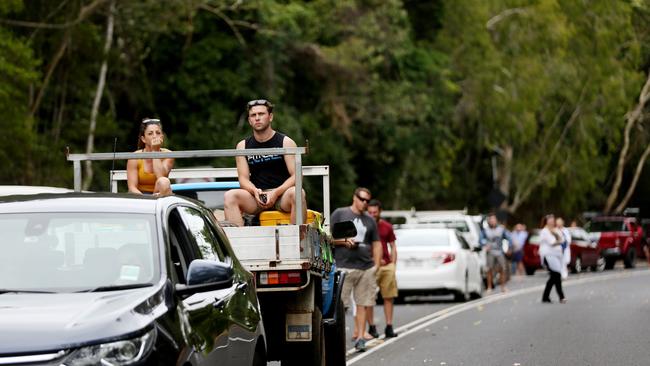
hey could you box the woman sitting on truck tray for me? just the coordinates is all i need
[127,118,174,196]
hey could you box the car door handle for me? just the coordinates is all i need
[236,281,248,292]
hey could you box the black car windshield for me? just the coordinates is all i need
[587,220,626,232]
[0,212,159,292]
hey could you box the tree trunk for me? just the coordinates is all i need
[498,145,513,211]
[83,0,114,190]
[613,143,650,214]
[604,71,650,213]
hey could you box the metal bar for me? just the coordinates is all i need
[67,147,307,162]
[322,167,330,226]
[295,152,303,225]
[109,165,330,181]
[73,161,81,192]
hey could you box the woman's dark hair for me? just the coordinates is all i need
[540,213,554,228]
[137,118,163,149]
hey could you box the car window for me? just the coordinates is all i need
[418,219,469,233]
[0,212,158,292]
[395,230,450,246]
[176,206,226,262]
[587,220,625,232]
[456,233,471,250]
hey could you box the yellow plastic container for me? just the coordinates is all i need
[260,209,322,226]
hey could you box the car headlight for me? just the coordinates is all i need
[62,328,156,366]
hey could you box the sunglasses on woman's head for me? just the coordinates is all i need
[142,118,161,124]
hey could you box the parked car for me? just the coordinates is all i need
[395,227,483,302]
[522,229,542,275]
[0,193,266,365]
[523,228,604,275]
[567,227,604,273]
[416,212,487,282]
[586,216,644,269]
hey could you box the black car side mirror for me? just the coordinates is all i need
[175,259,234,296]
[332,221,357,239]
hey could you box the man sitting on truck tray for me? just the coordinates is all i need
[331,187,383,352]
[224,99,306,226]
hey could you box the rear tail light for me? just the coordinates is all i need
[258,270,305,287]
[433,252,455,264]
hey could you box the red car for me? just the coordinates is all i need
[523,228,602,275]
[587,216,644,269]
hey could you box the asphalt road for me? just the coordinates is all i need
[345,264,650,366]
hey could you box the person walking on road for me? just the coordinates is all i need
[480,213,511,293]
[510,223,528,276]
[539,214,567,304]
[366,199,399,338]
[127,118,174,196]
[331,187,382,352]
[224,99,306,226]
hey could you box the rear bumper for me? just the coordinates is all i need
[396,263,463,293]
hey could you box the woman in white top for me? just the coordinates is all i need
[539,214,566,303]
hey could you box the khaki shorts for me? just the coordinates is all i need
[340,267,378,307]
[376,262,398,299]
[487,252,506,270]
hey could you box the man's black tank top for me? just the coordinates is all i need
[245,132,290,190]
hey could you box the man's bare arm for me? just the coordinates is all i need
[373,240,383,268]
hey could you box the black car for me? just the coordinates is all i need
[0,193,265,365]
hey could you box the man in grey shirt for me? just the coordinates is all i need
[480,213,511,293]
[331,187,381,352]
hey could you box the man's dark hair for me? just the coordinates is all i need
[368,199,381,208]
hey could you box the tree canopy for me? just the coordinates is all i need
[1,0,649,224]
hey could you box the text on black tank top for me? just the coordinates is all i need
[245,132,290,190]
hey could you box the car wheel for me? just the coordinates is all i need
[573,257,582,274]
[454,274,470,302]
[324,299,346,366]
[593,256,606,272]
[624,248,636,268]
[525,266,536,276]
[251,337,266,366]
[604,258,616,270]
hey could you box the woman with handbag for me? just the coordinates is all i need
[539,214,567,304]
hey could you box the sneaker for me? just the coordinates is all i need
[368,325,379,338]
[354,338,366,352]
[541,298,553,304]
[385,324,398,338]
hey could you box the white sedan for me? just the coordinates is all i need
[395,227,483,302]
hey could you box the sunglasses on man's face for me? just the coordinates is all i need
[356,194,370,203]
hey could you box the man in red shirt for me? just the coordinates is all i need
[366,199,398,338]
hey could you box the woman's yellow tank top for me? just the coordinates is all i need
[137,159,156,193]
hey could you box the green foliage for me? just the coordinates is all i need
[0,0,648,221]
